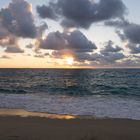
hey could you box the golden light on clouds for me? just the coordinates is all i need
[28,3,33,12]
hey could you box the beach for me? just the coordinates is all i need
[0,109,140,140]
[0,69,140,140]
[0,0,140,138]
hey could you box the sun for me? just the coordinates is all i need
[65,57,74,65]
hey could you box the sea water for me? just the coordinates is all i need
[0,68,140,120]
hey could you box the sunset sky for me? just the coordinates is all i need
[0,0,140,68]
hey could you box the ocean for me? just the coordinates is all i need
[0,68,140,120]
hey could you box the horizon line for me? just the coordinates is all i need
[0,67,140,69]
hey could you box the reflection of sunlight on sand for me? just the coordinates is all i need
[0,109,76,119]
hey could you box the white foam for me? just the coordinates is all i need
[0,93,140,120]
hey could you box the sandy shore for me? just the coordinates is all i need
[0,109,140,140]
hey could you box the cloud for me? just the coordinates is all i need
[100,52,125,64]
[0,35,24,53]
[115,30,127,42]
[124,24,140,44]
[116,58,140,67]
[0,0,48,54]
[40,31,67,50]
[105,20,140,55]
[50,39,125,66]
[26,44,33,49]
[0,35,15,47]
[33,52,49,58]
[104,19,129,28]
[37,0,126,28]
[99,40,124,64]
[5,46,24,53]
[0,55,10,59]
[38,30,97,63]
[74,52,100,62]
[40,30,97,52]
[52,50,100,63]
[68,30,97,52]
[101,40,123,54]
[37,22,48,38]
[126,43,140,54]
[107,20,140,44]
[0,0,138,68]
[37,4,58,19]
[0,0,37,38]
[34,54,45,58]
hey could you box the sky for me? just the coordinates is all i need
[0,0,140,68]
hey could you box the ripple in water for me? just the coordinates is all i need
[0,68,140,120]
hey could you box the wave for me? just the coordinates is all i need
[0,85,140,97]
[0,88,27,94]
[0,69,140,97]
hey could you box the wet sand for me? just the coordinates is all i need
[0,109,140,140]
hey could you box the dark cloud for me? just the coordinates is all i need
[100,40,123,55]
[0,35,24,53]
[104,19,129,28]
[124,24,140,44]
[95,0,126,20]
[37,22,48,37]
[39,52,50,58]
[0,35,16,47]
[74,51,125,66]
[67,30,97,52]
[40,31,67,50]
[34,54,45,58]
[26,44,33,49]
[107,20,140,44]
[39,30,98,63]
[51,50,72,59]
[0,0,48,55]
[115,30,127,42]
[100,52,125,64]
[77,55,140,68]
[52,50,100,63]
[5,46,24,53]
[37,4,57,19]
[40,30,97,52]
[61,19,78,29]
[0,0,37,38]
[99,40,124,64]
[37,0,126,28]
[50,39,125,65]
[74,52,100,62]
[0,0,138,68]
[126,43,140,54]
[0,55,10,59]
[105,20,140,55]
[116,58,140,67]
[26,22,48,50]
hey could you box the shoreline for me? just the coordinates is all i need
[0,108,76,119]
[0,108,139,120]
